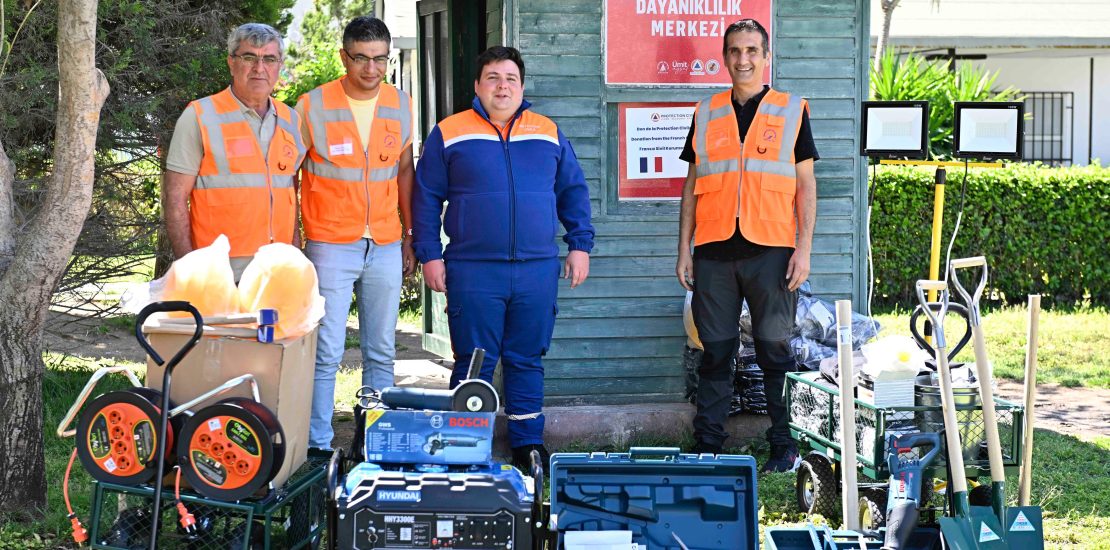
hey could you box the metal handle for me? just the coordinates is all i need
[135,301,203,369]
[56,366,143,438]
[890,432,942,467]
[529,449,546,545]
[909,302,972,362]
[629,447,682,458]
[168,374,261,417]
[949,256,989,327]
[914,280,949,349]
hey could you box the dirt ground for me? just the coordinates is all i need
[43,311,1110,444]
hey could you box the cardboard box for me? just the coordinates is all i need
[362,409,494,465]
[144,327,317,490]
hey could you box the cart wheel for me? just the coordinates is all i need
[796,453,839,519]
[859,488,887,530]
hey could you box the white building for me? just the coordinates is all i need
[872,0,1110,165]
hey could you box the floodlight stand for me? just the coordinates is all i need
[927,167,946,303]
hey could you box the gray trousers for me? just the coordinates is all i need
[691,248,797,447]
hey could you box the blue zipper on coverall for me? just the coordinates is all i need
[482,113,521,260]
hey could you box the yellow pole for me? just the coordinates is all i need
[924,168,946,345]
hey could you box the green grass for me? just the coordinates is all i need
[872,305,1110,389]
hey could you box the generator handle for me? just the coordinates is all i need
[55,365,143,438]
[169,374,261,417]
[135,301,203,368]
[529,449,546,548]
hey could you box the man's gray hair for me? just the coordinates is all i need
[227,23,284,56]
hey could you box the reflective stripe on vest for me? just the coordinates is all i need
[692,88,805,248]
[190,88,305,256]
[299,79,413,244]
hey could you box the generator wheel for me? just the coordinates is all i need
[796,453,839,520]
[859,488,888,530]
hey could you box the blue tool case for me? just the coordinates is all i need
[548,448,759,550]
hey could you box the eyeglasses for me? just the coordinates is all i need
[343,50,390,67]
[231,53,283,67]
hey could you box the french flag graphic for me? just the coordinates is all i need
[639,156,663,174]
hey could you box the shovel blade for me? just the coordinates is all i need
[940,512,1009,550]
[1004,507,1045,550]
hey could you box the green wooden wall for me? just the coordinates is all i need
[434,0,870,405]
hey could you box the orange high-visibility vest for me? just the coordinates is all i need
[190,88,306,257]
[692,88,807,247]
[298,79,413,244]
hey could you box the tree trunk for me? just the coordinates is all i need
[873,0,901,75]
[0,0,108,518]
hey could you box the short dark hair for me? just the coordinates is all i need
[475,46,525,82]
[722,19,769,56]
[343,16,391,49]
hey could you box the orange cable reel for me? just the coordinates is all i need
[177,397,285,501]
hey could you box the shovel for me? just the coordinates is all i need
[951,258,1046,549]
[914,280,1006,550]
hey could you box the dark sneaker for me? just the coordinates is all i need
[692,441,723,455]
[511,444,550,474]
[762,444,800,473]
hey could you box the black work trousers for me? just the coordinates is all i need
[691,248,797,447]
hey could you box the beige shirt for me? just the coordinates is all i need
[166,88,278,177]
[296,89,379,239]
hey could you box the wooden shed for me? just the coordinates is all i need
[411,0,870,405]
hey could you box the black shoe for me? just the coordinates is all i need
[511,444,550,474]
[692,441,723,455]
[762,443,800,473]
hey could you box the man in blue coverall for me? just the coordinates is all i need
[413,46,595,470]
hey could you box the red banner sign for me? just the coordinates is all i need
[605,0,772,86]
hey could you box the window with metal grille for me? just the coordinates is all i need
[1022,92,1074,166]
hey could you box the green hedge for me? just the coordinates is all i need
[870,164,1110,307]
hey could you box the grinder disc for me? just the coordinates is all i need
[177,397,284,501]
[75,388,174,484]
[451,379,499,412]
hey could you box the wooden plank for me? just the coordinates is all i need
[526,76,602,97]
[604,87,726,103]
[810,119,856,139]
[545,392,687,406]
[545,357,684,378]
[807,98,858,118]
[515,0,600,14]
[777,18,858,38]
[555,296,682,318]
[776,78,858,99]
[776,38,857,59]
[517,12,601,34]
[776,1,855,16]
[552,316,685,339]
[813,139,858,158]
[549,116,603,138]
[553,276,684,298]
[518,33,601,55]
[813,158,857,178]
[526,54,602,76]
[818,176,858,198]
[589,236,683,258]
[546,376,686,397]
[546,336,687,360]
[775,59,857,80]
[528,96,604,117]
[818,197,855,217]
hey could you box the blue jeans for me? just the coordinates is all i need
[305,238,402,449]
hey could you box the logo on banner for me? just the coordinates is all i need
[651,113,661,123]
[690,59,705,76]
[657,61,668,73]
[706,59,721,75]
[639,156,664,175]
[1009,511,1035,532]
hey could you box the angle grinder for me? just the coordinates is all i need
[378,348,499,413]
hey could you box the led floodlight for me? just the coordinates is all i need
[953,102,1024,160]
[860,101,930,159]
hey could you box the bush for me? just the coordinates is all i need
[870,164,1110,307]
